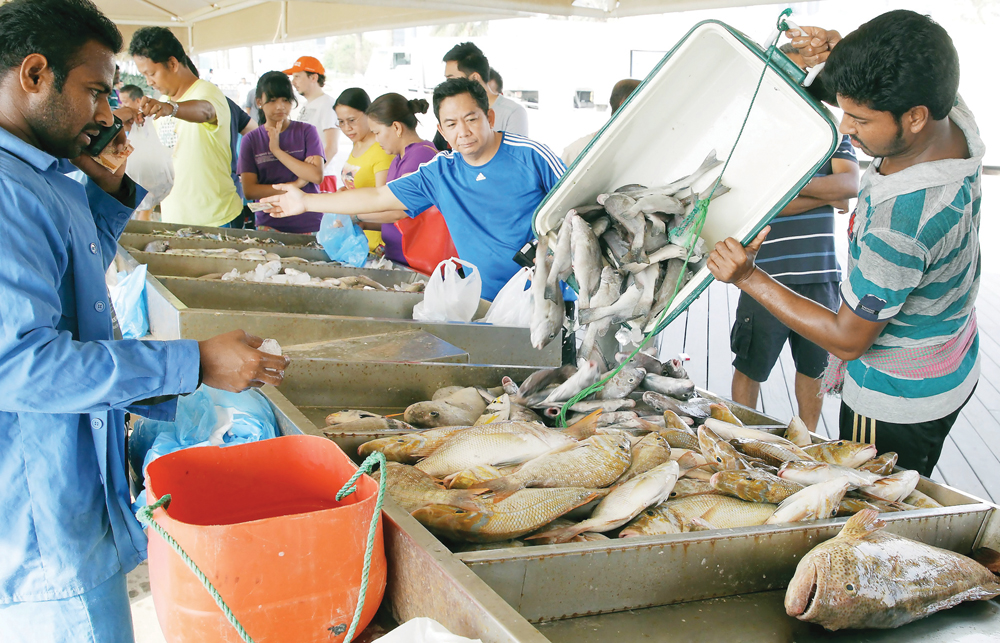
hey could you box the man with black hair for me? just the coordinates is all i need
[561,78,640,166]
[443,42,527,136]
[264,77,564,300]
[129,26,244,227]
[286,55,339,179]
[488,66,503,95]
[709,10,982,476]
[0,0,287,638]
[118,83,145,110]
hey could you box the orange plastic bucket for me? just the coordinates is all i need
[144,435,386,642]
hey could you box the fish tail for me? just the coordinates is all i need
[481,477,522,494]
[452,489,488,512]
[564,409,602,440]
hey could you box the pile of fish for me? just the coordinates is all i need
[192,259,425,292]
[530,151,731,362]
[143,226,322,247]
[785,509,1000,630]
[343,351,944,549]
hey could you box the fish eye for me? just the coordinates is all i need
[845,583,855,592]
[430,411,439,417]
[716,457,722,463]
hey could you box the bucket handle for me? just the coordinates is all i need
[136,451,388,643]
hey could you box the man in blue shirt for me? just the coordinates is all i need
[0,1,288,640]
[263,78,565,300]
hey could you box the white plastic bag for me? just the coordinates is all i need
[482,267,533,327]
[412,258,482,323]
[109,264,149,338]
[126,122,174,210]
[376,618,481,643]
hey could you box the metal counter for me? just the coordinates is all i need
[115,249,561,367]
[120,232,332,261]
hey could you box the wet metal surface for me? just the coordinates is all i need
[282,331,469,364]
[120,232,332,261]
[535,590,1000,642]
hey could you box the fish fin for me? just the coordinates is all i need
[448,490,488,512]
[564,409,602,440]
[841,508,885,540]
[525,522,590,544]
[972,547,1000,575]
[480,476,522,494]
[688,517,719,532]
[489,489,520,502]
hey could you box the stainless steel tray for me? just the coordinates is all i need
[120,232,331,261]
[125,249,424,287]
[115,249,561,367]
[124,219,318,245]
[263,383,1000,641]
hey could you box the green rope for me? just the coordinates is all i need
[136,451,387,643]
[558,17,784,427]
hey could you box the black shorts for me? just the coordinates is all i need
[730,281,840,382]
[838,385,976,477]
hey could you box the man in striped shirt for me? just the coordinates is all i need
[731,78,859,431]
[709,10,981,476]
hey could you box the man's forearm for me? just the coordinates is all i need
[778,196,828,216]
[175,99,216,125]
[797,172,859,201]
[357,209,408,224]
[737,270,875,360]
[301,186,404,215]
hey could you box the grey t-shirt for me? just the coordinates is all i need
[491,94,529,137]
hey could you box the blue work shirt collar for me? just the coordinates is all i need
[0,123,66,173]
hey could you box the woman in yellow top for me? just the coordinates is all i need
[335,88,394,251]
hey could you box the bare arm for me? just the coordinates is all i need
[138,96,217,125]
[271,149,323,184]
[241,173,285,201]
[797,159,860,201]
[777,196,830,217]
[262,183,407,219]
[708,229,886,360]
[322,128,338,163]
[241,120,258,136]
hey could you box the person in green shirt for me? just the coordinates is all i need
[129,27,243,227]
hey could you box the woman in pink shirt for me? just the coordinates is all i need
[366,93,457,273]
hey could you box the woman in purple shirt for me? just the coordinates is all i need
[366,93,457,272]
[238,72,325,233]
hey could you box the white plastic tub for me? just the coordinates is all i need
[533,20,839,330]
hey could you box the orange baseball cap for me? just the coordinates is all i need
[283,56,325,76]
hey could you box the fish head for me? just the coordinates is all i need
[530,303,564,350]
[378,435,429,462]
[697,426,743,471]
[711,470,768,499]
[786,545,868,630]
[411,504,492,541]
[778,460,827,482]
[404,401,463,428]
[620,505,682,537]
[807,440,879,468]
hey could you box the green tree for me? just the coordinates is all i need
[322,33,376,77]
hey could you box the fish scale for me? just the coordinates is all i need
[483,432,632,492]
[621,494,777,536]
[415,421,576,477]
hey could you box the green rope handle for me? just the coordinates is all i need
[136,451,387,643]
[558,17,784,427]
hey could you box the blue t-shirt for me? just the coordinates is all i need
[387,132,565,300]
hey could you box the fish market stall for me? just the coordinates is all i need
[111,249,562,367]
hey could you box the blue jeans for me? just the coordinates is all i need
[0,571,134,643]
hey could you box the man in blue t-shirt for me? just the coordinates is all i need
[263,78,565,300]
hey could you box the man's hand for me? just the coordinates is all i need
[198,330,290,392]
[261,184,306,218]
[70,107,139,197]
[786,26,842,68]
[138,95,175,120]
[707,227,769,286]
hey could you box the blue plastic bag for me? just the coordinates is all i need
[109,264,149,339]
[317,213,369,267]
[132,386,279,489]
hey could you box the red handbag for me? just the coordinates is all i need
[394,206,458,276]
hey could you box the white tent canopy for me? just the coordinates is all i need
[103,0,798,53]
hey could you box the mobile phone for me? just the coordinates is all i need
[84,115,124,157]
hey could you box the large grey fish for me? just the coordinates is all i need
[642,374,696,400]
[597,366,646,400]
[590,216,611,238]
[646,259,692,331]
[628,193,685,218]
[404,387,489,428]
[578,282,642,326]
[631,264,660,324]
[617,350,664,376]
[662,357,689,379]
[630,150,722,200]
[766,476,851,524]
[545,220,573,301]
[529,460,680,543]
[580,268,624,360]
[530,235,564,350]
[620,494,776,536]
[569,213,603,307]
[602,192,647,263]
[541,359,601,404]
[518,365,577,401]
[324,409,383,425]
[412,487,605,543]
[642,391,709,419]
[324,417,414,435]
[599,226,630,268]
[415,421,577,478]
[785,509,1000,630]
[480,431,632,493]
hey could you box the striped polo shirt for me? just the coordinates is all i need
[754,135,857,285]
[841,97,983,423]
